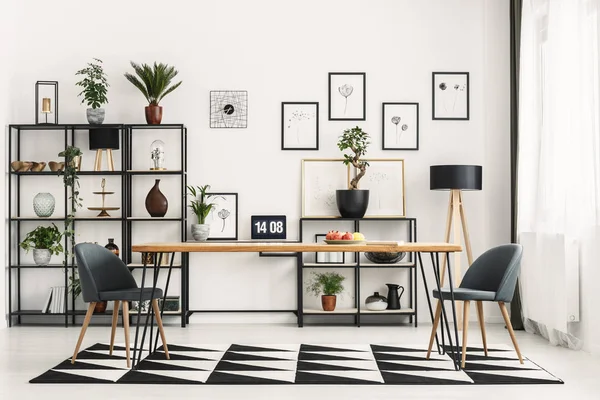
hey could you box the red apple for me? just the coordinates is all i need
[342,232,354,240]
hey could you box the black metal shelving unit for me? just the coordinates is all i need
[7,123,187,327]
[297,217,417,327]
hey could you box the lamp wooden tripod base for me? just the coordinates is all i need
[439,189,474,329]
[93,149,115,171]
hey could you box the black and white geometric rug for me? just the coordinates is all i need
[30,343,563,385]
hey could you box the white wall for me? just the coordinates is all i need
[5,0,510,324]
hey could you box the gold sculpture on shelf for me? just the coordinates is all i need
[87,178,120,217]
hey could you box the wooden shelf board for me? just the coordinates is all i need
[360,262,415,267]
[303,308,358,314]
[303,263,358,268]
[360,308,415,314]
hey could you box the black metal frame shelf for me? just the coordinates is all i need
[7,123,187,327]
[297,217,417,327]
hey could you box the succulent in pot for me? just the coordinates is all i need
[337,126,371,218]
[76,58,109,124]
[306,271,345,311]
[19,224,64,266]
[187,185,222,241]
[124,61,182,124]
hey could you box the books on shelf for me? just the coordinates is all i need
[43,286,66,314]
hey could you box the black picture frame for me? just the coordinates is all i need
[432,72,470,120]
[206,192,238,240]
[281,102,319,150]
[328,72,366,121]
[209,90,248,128]
[315,234,345,264]
[382,102,419,150]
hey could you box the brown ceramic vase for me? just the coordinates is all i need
[94,301,108,314]
[145,179,168,217]
[321,295,337,311]
[145,105,163,124]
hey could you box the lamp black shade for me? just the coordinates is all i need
[89,128,120,150]
[430,165,482,190]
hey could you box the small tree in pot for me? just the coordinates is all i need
[188,185,221,241]
[337,126,370,218]
[20,224,64,266]
[307,271,345,311]
[75,58,109,124]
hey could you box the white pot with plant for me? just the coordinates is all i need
[19,224,64,266]
[188,185,220,242]
[306,271,346,311]
[337,126,371,218]
[76,58,109,124]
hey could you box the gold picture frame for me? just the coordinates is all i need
[354,158,406,218]
[301,159,351,218]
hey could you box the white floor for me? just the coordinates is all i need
[1,322,599,400]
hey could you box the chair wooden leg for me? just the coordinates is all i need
[122,301,131,368]
[476,301,488,356]
[426,300,443,359]
[498,301,524,364]
[151,299,170,360]
[71,302,96,364]
[461,301,470,368]
[109,300,120,356]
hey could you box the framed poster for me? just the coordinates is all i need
[301,159,350,217]
[281,102,319,150]
[328,72,366,121]
[206,192,238,240]
[354,159,405,217]
[432,72,469,120]
[382,102,419,150]
[210,90,248,128]
[315,234,344,264]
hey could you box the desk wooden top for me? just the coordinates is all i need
[132,242,462,253]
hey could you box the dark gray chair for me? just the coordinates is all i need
[71,243,169,368]
[427,244,523,367]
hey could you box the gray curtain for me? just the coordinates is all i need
[510,0,524,330]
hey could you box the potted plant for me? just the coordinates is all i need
[337,126,371,217]
[75,58,109,124]
[20,224,64,266]
[187,185,220,241]
[124,61,182,125]
[306,271,345,311]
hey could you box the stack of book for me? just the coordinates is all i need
[42,286,66,314]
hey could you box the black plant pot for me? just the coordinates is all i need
[336,189,369,218]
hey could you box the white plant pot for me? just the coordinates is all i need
[191,224,210,241]
[86,108,105,124]
[33,249,52,266]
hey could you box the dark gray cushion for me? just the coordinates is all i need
[99,287,163,302]
[433,288,496,301]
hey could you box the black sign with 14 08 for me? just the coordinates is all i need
[251,215,286,240]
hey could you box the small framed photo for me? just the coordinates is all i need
[328,72,366,121]
[382,102,419,150]
[206,193,238,240]
[432,72,469,120]
[355,159,406,217]
[210,90,248,128]
[159,296,181,314]
[315,234,345,264]
[281,102,319,150]
[301,159,351,218]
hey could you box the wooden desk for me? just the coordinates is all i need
[130,241,464,370]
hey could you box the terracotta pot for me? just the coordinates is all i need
[94,301,107,314]
[321,295,337,311]
[145,105,163,125]
[145,179,168,217]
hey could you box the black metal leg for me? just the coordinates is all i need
[297,253,303,328]
[154,252,175,352]
[444,252,461,369]
[417,252,439,353]
[181,253,187,328]
[135,253,163,368]
[132,253,152,368]
[430,252,458,369]
[429,253,445,355]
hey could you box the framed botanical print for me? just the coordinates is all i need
[206,193,238,240]
[315,234,344,264]
[432,72,469,120]
[328,72,366,121]
[354,159,405,217]
[281,102,319,150]
[382,102,419,150]
[301,159,350,217]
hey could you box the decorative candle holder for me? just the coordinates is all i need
[35,81,58,124]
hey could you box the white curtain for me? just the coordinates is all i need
[518,0,600,351]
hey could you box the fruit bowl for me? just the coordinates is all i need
[324,239,366,245]
[365,251,406,264]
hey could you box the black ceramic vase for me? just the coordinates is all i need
[145,179,168,217]
[336,189,369,218]
[386,283,405,310]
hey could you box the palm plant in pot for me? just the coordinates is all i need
[307,271,345,311]
[187,185,220,241]
[20,224,64,266]
[124,61,182,124]
[337,126,370,217]
[75,58,109,124]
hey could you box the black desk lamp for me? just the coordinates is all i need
[89,128,120,171]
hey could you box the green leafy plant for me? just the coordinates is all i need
[69,273,81,299]
[187,185,221,224]
[338,126,371,189]
[75,58,109,109]
[124,62,182,106]
[306,272,345,297]
[19,224,64,255]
